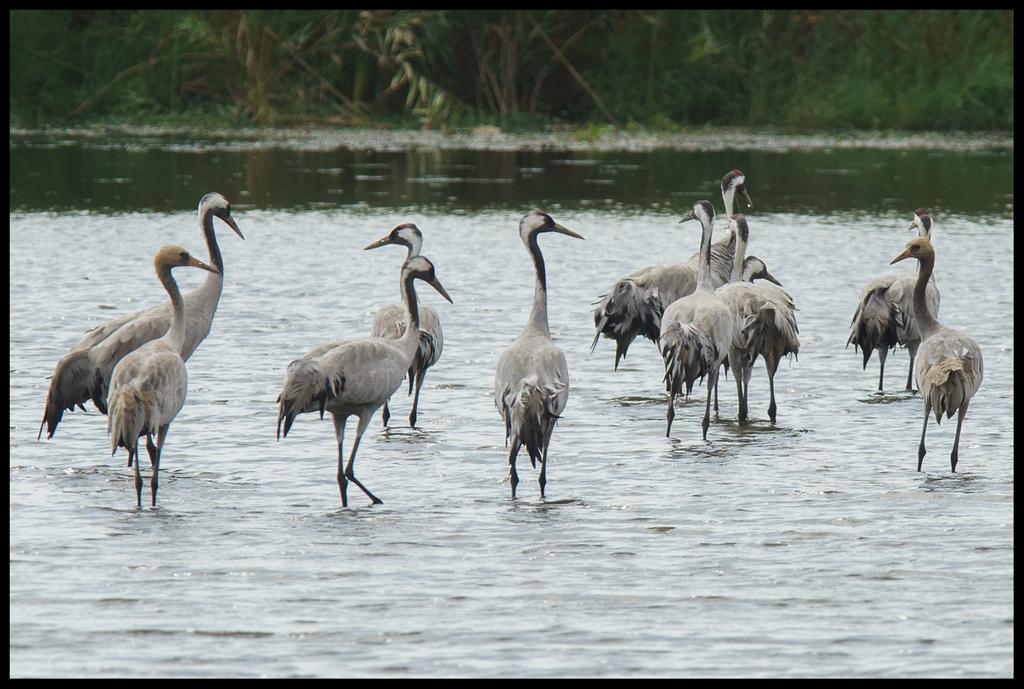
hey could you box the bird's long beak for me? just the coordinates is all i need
[739,185,753,209]
[762,269,783,286]
[908,222,918,231]
[222,215,245,240]
[890,248,912,264]
[189,256,221,275]
[364,235,393,251]
[429,276,454,303]
[678,209,697,223]
[553,223,584,240]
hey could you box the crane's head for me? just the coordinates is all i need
[910,208,933,237]
[741,256,782,286]
[722,169,753,211]
[518,210,584,245]
[155,244,220,275]
[199,192,244,240]
[679,200,716,229]
[890,235,935,265]
[364,222,424,254]
[403,255,453,304]
[730,212,750,245]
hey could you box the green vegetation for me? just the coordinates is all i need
[9,10,1014,131]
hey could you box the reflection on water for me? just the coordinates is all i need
[8,136,1014,677]
[9,133,1014,217]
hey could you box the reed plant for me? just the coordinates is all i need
[9,10,1013,131]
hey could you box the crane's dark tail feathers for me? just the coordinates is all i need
[39,349,98,440]
[661,323,716,398]
[408,331,439,396]
[592,280,663,370]
[276,359,344,441]
[847,289,898,368]
[499,378,564,470]
[747,307,801,363]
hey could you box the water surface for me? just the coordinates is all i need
[9,136,1013,677]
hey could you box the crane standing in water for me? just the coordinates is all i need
[40,192,243,440]
[495,210,584,499]
[107,245,220,507]
[889,236,983,472]
[276,255,452,507]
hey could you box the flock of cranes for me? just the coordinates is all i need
[36,172,985,508]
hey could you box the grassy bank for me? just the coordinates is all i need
[9,10,1014,131]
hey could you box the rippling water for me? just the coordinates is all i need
[9,139,1013,677]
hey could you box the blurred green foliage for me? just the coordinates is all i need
[9,10,1014,130]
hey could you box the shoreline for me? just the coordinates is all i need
[9,124,1014,153]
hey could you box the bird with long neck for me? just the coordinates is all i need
[276,254,452,507]
[687,169,754,286]
[107,245,220,507]
[848,208,939,392]
[39,192,243,439]
[740,256,782,285]
[365,223,445,428]
[715,213,799,422]
[659,201,734,439]
[592,169,752,369]
[890,236,982,472]
[495,210,584,498]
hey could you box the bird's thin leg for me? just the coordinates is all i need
[735,358,747,422]
[332,414,349,507]
[950,405,968,473]
[666,392,676,437]
[145,435,158,467]
[381,400,390,428]
[151,425,168,507]
[409,368,426,428]
[702,368,716,440]
[905,351,915,392]
[538,428,553,499]
[918,399,931,471]
[508,442,521,499]
[766,356,778,423]
[877,347,888,392]
[714,370,719,412]
[132,440,143,508]
[345,414,383,505]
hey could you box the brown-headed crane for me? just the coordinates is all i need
[107,245,220,507]
[40,192,243,439]
[890,235,982,472]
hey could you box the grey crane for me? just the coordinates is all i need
[592,170,751,369]
[660,201,735,439]
[740,256,783,285]
[890,236,983,472]
[365,223,445,428]
[848,209,940,391]
[715,213,800,422]
[494,210,584,498]
[107,245,220,507]
[276,255,452,507]
[39,192,243,439]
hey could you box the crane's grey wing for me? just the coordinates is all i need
[370,304,408,340]
[916,328,983,420]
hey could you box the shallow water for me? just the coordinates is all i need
[9,137,1014,677]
